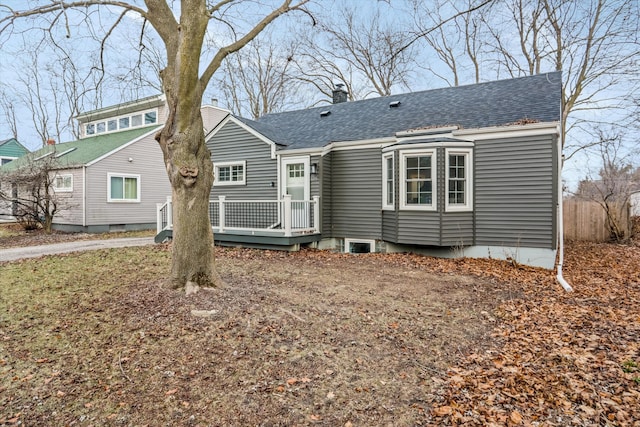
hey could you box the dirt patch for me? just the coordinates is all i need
[0,246,516,426]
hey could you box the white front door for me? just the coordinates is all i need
[281,156,310,228]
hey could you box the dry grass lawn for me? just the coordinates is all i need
[1,225,638,426]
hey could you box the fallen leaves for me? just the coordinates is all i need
[428,240,640,425]
[1,235,638,426]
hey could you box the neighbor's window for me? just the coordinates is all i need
[214,161,246,186]
[144,111,157,124]
[53,174,73,192]
[382,153,394,209]
[131,114,143,127]
[400,150,436,210]
[82,109,159,138]
[445,149,473,211]
[108,173,140,202]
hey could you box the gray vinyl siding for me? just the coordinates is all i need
[310,154,321,197]
[329,148,382,240]
[441,212,474,246]
[321,152,332,235]
[474,135,556,249]
[396,211,440,244]
[382,210,397,242]
[208,121,277,200]
[85,135,170,226]
[51,168,84,226]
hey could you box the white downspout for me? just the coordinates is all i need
[556,127,573,292]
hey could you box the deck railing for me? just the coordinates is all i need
[157,195,320,236]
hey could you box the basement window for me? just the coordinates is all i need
[344,238,376,254]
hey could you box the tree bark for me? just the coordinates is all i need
[151,0,220,289]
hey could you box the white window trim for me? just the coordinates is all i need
[213,160,246,186]
[84,108,158,137]
[445,148,473,212]
[382,152,394,210]
[107,173,141,203]
[53,173,73,192]
[344,238,376,253]
[0,156,18,165]
[399,149,437,211]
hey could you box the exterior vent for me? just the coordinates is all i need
[55,147,78,158]
[34,151,54,161]
[389,101,401,108]
[320,110,331,117]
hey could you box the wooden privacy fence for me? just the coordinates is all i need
[563,199,631,242]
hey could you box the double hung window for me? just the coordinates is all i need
[382,153,394,209]
[445,149,472,211]
[214,161,246,186]
[400,150,436,210]
[53,174,73,192]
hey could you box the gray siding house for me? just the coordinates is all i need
[1,96,227,232]
[200,72,563,268]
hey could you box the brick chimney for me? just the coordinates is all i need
[332,83,348,104]
[46,139,56,145]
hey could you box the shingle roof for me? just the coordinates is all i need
[240,71,562,150]
[0,126,159,172]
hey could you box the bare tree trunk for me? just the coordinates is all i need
[156,92,219,289]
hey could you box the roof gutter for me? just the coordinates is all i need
[556,126,573,292]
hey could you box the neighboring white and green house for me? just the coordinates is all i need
[0,138,29,165]
[0,95,227,232]
[158,71,564,268]
[0,138,30,220]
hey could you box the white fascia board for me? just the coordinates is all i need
[382,141,474,153]
[320,137,397,156]
[276,147,323,156]
[76,94,166,122]
[85,126,162,167]
[396,126,459,138]
[453,122,559,140]
[203,112,232,140]
[213,116,279,160]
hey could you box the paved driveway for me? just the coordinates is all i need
[0,237,155,262]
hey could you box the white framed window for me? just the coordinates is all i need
[53,174,73,192]
[344,238,376,254]
[400,149,436,211]
[108,173,140,202]
[445,148,473,212]
[382,153,394,210]
[0,156,17,165]
[83,108,158,137]
[214,161,246,186]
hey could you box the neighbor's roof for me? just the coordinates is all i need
[238,71,562,150]
[0,137,30,153]
[0,126,159,172]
